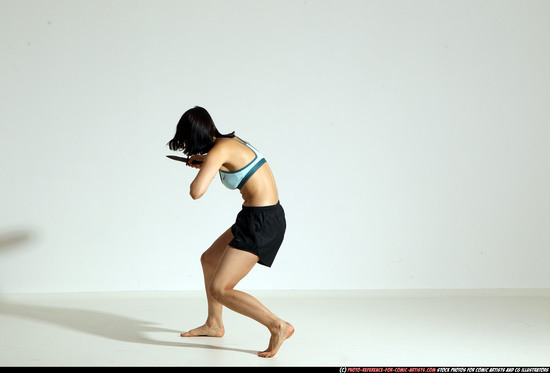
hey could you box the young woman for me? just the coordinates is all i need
[167,106,294,358]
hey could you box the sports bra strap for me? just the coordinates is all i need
[218,136,266,190]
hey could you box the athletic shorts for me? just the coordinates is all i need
[229,202,286,267]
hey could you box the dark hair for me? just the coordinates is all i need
[167,106,235,156]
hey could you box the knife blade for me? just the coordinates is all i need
[166,155,203,165]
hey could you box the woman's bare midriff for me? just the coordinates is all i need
[240,163,280,207]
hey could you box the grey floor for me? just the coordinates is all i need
[1,289,549,367]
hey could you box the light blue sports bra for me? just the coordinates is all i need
[219,137,266,190]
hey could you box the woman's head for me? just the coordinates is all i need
[167,106,234,155]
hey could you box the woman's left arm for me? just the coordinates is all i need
[189,145,225,200]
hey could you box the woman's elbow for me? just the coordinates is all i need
[190,191,204,200]
[189,186,205,200]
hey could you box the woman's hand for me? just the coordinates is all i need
[187,154,206,169]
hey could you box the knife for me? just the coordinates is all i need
[166,155,203,165]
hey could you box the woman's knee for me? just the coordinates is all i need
[208,281,227,302]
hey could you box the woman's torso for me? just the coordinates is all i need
[215,137,279,207]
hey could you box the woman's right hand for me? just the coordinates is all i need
[187,154,205,169]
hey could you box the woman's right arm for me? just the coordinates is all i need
[188,146,226,200]
[187,154,206,169]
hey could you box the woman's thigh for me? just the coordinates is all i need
[210,247,259,291]
[201,227,233,266]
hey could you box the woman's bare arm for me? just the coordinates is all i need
[188,145,226,200]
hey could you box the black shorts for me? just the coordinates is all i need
[229,202,286,267]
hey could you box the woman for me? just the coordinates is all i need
[167,106,294,358]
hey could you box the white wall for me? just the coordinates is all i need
[1,0,549,293]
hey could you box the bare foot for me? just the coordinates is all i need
[180,323,224,337]
[258,320,294,358]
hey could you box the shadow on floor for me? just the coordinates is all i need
[0,299,257,356]
[0,230,256,356]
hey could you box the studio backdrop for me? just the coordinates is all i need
[1,0,549,293]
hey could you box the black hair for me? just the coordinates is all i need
[167,106,235,156]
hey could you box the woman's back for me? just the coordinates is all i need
[214,137,279,207]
